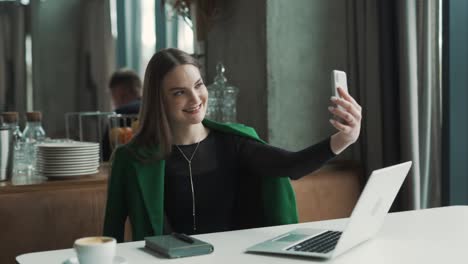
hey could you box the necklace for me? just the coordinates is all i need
[175,141,201,232]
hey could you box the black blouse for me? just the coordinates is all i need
[164,130,335,235]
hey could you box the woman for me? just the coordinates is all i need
[103,48,361,242]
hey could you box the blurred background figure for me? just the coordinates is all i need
[102,69,142,161]
[109,69,142,114]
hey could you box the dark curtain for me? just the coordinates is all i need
[0,2,26,114]
[347,0,442,211]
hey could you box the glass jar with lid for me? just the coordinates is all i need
[206,62,239,122]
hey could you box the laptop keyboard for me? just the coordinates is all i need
[286,231,342,254]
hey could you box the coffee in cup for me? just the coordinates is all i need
[74,236,116,264]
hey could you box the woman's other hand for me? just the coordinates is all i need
[328,87,362,154]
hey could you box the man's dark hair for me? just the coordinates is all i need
[109,69,142,96]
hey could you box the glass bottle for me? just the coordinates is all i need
[1,112,28,177]
[216,63,239,123]
[206,64,222,121]
[23,111,46,174]
[207,62,239,122]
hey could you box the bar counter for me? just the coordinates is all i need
[0,164,110,264]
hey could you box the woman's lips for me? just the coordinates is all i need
[183,104,202,114]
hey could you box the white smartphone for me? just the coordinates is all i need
[331,70,348,98]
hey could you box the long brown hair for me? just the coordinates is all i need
[132,48,201,160]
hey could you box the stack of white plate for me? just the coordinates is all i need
[36,141,100,178]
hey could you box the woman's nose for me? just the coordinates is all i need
[187,90,201,103]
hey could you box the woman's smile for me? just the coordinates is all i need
[183,103,202,114]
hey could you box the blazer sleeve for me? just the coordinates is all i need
[103,146,129,242]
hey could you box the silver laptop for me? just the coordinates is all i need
[246,161,412,259]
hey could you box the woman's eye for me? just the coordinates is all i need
[195,82,204,88]
[173,91,184,96]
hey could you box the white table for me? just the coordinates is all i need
[17,206,468,264]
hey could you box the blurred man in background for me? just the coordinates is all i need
[103,69,142,161]
[109,69,142,114]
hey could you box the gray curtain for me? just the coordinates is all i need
[348,0,442,210]
[79,0,115,112]
[0,2,26,114]
[29,0,114,138]
[73,0,115,142]
[116,0,141,72]
[416,0,442,209]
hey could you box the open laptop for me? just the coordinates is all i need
[246,161,412,259]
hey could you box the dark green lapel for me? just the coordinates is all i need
[125,143,166,236]
[135,159,165,235]
[202,119,266,143]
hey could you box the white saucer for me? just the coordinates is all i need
[63,256,127,264]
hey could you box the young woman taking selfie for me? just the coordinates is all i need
[103,48,362,242]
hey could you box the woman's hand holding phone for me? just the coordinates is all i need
[328,70,362,154]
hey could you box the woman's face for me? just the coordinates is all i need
[162,64,208,127]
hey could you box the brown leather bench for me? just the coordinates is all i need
[291,160,363,222]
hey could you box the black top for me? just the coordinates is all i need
[164,130,336,235]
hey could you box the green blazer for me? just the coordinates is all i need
[103,119,298,242]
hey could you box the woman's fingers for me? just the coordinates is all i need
[329,88,362,147]
[329,118,351,133]
[330,97,361,121]
[337,87,361,111]
[328,106,356,126]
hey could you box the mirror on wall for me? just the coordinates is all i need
[0,0,194,137]
[0,0,116,137]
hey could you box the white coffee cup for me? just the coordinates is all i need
[74,236,116,264]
